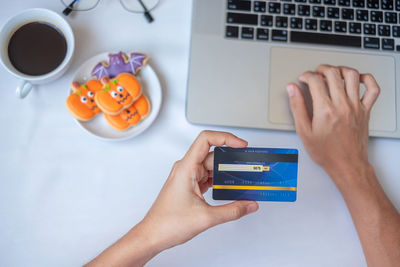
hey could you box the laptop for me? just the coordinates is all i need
[186,0,400,138]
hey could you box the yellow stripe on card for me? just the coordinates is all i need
[218,164,270,172]
[213,185,297,191]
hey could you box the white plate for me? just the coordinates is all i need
[70,52,162,141]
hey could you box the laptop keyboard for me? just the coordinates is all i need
[226,0,400,51]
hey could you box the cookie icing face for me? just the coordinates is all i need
[109,52,124,67]
[121,105,141,125]
[109,84,133,107]
[80,88,99,113]
[95,73,142,115]
[104,94,151,131]
[66,80,103,121]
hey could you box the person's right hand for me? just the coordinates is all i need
[286,65,380,180]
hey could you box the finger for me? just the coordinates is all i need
[287,83,312,137]
[298,71,331,109]
[339,66,360,104]
[360,74,380,111]
[208,201,259,226]
[184,131,248,165]
[199,177,213,194]
[316,65,346,105]
[204,151,214,171]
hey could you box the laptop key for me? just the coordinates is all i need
[269,2,281,14]
[276,16,289,28]
[335,21,347,32]
[227,12,258,25]
[283,3,296,15]
[393,26,400,37]
[349,22,362,33]
[327,7,340,18]
[298,5,311,16]
[353,0,366,7]
[226,26,239,38]
[227,0,251,11]
[364,23,377,34]
[381,0,394,9]
[367,0,380,7]
[370,11,383,22]
[291,17,303,29]
[342,8,355,20]
[339,0,351,6]
[313,6,325,17]
[364,37,380,48]
[324,0,337,5]
[382,38,395,50]
[241,27,254,39]
[256,28,269,40]
[397,45,400,51]
[385,12,397,23]
[396,0,400,10]
[272,29,288,41]
[291,31,362,47]
[305,18,318,30]
[378,25,391,36]
[309,0,322,3]
[356,9,369,21]
[254,1,267,12]
[320,20,333,31]
[260,15,273,26]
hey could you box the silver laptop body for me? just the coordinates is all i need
[186,0,400,138]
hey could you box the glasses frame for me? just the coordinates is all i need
[61,0,160,23]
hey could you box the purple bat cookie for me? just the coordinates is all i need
[91,52,149,80]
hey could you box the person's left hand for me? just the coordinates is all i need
[140,130,259,252]
[85,131,259,267]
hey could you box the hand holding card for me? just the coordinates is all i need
[86,131,259,267]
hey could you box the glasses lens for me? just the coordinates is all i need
[120,0,160,13]
[61,0,100,11]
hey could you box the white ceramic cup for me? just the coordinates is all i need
[0,8,75,98]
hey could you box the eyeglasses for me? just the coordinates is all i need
[61,0,160,23]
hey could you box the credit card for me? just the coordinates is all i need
[212,147,298,202]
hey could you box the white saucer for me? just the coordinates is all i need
[70,52,162,141]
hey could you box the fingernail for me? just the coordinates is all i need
[246,202,258,214]
[286,84,296,97]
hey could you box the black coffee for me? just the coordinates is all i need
[8,22,67,76]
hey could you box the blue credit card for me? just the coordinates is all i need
[212,147,298,202]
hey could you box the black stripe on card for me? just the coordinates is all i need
[215,151,298,163]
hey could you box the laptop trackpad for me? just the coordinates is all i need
[268,47,396,132]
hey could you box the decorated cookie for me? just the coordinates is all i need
[91,51,148,80]
[95,73,142,115]
[66,80,103,121]
[104,95,151,131]
[133,94,151,119]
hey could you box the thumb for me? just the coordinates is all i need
[287,83,311,137]
[208,201,259,226]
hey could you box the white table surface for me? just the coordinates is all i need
[0,1,399,266]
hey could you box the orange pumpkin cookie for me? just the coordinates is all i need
[104,95,151,131]
[66,80,103,121]
[95,73,142,115]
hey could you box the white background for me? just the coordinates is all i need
[0,1,399,266]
